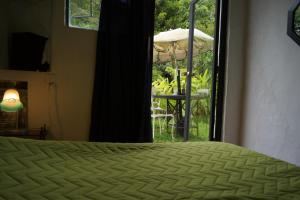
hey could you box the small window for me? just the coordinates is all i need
[66,0,101,30]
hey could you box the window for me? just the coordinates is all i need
[66,0,101,30]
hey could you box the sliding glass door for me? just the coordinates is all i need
[151,0,228,142]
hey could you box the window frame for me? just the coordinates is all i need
[184,0,228,142]
[209,0,228,142]
[65,0,100,31]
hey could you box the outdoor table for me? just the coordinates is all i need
[152,91,209,136]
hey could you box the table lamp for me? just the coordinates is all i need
[0,88,24,129]
[0,89,23,112]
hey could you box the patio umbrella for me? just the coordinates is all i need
[153,28,213,94]
[153,28,213,64]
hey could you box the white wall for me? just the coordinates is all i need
[8,0,52,37]
[240,0,300,166]
[50,0,97,141]
[0,0,52,68]
[223,0,248,144]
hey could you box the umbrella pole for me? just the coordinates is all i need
[171,42,181,95]
[172,42,184,137]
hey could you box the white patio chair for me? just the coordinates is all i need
[151,99,175,139]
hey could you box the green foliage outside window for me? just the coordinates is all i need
[155,0,215,35]
[68,0,101,30]
[152,0,215,141]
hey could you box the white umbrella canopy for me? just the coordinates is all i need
[153,28,214,63]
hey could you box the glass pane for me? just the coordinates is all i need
[152,0,216,142]
[188,1,215,141]
[68,0,101,30]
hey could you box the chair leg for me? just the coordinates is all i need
[164,115,175,139]
[164,115,168,134]
[171,116,175,139]
[159,118,162,135]
[152,117,155,139]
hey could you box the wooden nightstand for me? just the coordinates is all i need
[0,125,47,140]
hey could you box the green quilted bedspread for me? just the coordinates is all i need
[0,137,300,200]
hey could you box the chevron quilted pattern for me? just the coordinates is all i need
[0,137,300,200]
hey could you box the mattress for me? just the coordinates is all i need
[0,137,300,200]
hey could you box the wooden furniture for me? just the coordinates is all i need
[0,125,47,140]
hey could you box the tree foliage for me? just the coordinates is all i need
[155,0,215,35]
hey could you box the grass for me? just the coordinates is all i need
[153,116,209,142]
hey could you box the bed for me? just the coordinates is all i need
[0,137,300,200]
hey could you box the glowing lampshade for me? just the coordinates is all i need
[0,89,23,112]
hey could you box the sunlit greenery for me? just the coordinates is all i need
[152,0,215,142]
[155,0,215,35]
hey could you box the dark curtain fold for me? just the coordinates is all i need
[89,0,155,143]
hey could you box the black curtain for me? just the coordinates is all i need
[89,0,155,143]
